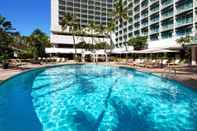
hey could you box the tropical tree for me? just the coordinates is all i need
[87,21,97,53]
[176,36,192,61]
[128,36,147,50]
[61,13,80,61]
[106,20,116,52]
[95,25,107,52]
[176,36,192,46]
[27,29,50,61]
[0,15,15,68]
[114,0,128,60]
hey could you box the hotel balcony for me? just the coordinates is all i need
[176,3,193,14]
[161,24,174,31]
[161,0,173,9]
[176,30,192,37]
[134,0,140,5]
[161,34,173,39]
[141,13,148,19]
[141,0,148,10]
[176,18,193,27]
[150,7,159,15]
[141,5,148,10]
[161,12,173,20]
[150,18,159,25]
[141,22,149,28]
[150,29,159,35]
[150,0,159,5]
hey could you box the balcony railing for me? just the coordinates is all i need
[141,13,148,19]
[161,34,172,39]
[161,24,173,31]
[176,18,193,27]
[162,0,173,8]
[150,18,159,24]
[141,23,148,28]
[150,29,159,34]
[150,0,159,5]
[150,7,159,14]
[161,12,173,20]
[176,3,193,14]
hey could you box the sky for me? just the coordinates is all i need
[0,0,50,36]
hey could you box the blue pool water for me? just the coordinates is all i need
[0,64,197,131]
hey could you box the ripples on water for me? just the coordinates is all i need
[0,64,197,131]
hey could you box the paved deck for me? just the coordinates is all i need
[0,64,47,82]
[0,63,197,90]
[112,63,197,90]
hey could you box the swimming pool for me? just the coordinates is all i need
[0,64,197,131]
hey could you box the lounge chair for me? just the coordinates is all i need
[127,59,135,66]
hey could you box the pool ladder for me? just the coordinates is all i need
[162,66,177,78]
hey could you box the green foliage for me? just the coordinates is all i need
[176,36,192,46]
[24,28,50,60]
[0,15,50,62]
[95,42,112,50]
[0,53,8,63]
[17,48,34,59]
[128,36,147,50]
[0,15,14,63]
[114,0,128,22]
[61,13,81,60]
[106,20,116,34]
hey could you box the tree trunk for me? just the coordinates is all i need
[72,33,77,62]
[108,33,114,54]
[124,41,128,63]
[91,31,95,63]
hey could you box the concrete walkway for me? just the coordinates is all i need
[0,64,47,81]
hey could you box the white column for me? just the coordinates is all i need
[173,0,176,39]
[82,53,85,62]
[192,47,197,65]
[105,54,108,62]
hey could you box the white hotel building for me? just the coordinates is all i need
[47,0,197,64]
[47,0,113,56]
[115,0,197,65]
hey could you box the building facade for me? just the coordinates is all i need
[50,0,113,50]
[115,0,197,49]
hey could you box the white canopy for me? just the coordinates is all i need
[129,48,179,54]
[46,48,108,55]
[45,48,83,54]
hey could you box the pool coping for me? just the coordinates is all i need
[0,63,196,92]
[0,63,84,86]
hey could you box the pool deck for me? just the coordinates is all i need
[0,62,197,90]
[107,63,197,90]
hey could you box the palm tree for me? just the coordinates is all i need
[106,20,116,53]
[0,16,14,50]
[88,21,97,53]
[176,36,192,46]
[114,0,128,61]
[27,29,49,61]
[95,25,107,52]
[61,13,80,61]
[0,16,13,32]
[0,15,15,68]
